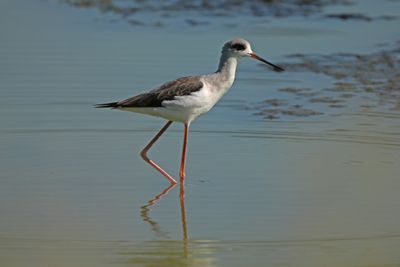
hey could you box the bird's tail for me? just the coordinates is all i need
[94,102,119,108]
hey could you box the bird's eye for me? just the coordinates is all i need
[231,43,246,51]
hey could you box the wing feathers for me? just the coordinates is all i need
[96,76,203,108]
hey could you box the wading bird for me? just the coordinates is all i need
[96,38,284,184]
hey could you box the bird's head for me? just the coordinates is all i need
[222,38,284,72]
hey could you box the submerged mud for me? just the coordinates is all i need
[253,46,400,119]
[64,0,354,27]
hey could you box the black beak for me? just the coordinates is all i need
[250,53,284,72]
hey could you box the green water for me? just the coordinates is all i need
[1,0,400,266]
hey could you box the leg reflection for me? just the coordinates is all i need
[140,183,176,239]
[134,183,215,266]
[180,182,189,258]
[180,182,189,241]
[140,182,189,243]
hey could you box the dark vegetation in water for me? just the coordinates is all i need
[282,47,400,101]
[324,13,398,21]
[253,46,400,119]
[64,0,355,26]
[253,102,323,120]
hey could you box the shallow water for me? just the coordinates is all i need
[1,0,400,266]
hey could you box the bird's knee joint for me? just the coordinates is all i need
[140,150,149,161]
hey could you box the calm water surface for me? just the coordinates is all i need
[1,0,400,266]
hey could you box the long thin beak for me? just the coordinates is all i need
[250,52,284,72]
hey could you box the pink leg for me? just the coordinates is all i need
[179,123,189,183]
[140,121,177,184]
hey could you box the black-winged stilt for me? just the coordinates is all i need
[96,38,284,184]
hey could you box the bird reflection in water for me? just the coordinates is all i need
[127,183,216,266]
[140,182,189,254]
[141,182,188,240]
[140,183,176,239]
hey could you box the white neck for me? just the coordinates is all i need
[216,53,238,78]
[206,53,238,92]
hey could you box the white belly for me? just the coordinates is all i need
[121,79,232,124]
[122,105,209,123]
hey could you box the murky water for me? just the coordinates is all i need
[1,0,400,266]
